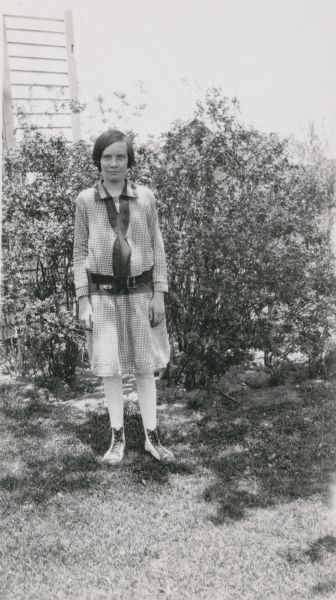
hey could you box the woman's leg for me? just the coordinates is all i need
[135,372,174,463]
[102,375,125,465]
[135,372,157,431]
[103,375,124,429]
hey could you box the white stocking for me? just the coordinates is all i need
[135,372,157,431]
[103,375,124,429]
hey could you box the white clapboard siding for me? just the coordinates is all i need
[2,12,81,340]
[3,10,81,146]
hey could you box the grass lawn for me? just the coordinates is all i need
[0,375,336,600]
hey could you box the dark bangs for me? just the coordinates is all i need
[92,129,135,171]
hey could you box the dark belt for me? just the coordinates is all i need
[90,268,153,294]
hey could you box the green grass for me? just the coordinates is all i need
[0,377,336,599]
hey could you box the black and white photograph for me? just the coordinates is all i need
[1,0,336,598]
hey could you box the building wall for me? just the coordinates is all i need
[2,11,81,147]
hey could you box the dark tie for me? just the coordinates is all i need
[105,197,131,278]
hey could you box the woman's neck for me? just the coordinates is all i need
[102,179,126,198]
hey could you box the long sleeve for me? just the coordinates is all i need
[146,190,168,293]
[73,194,89,298]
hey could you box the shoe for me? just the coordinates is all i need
[102,427,125,465]
[145,429,175,463]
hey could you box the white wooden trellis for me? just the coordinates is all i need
[2,10,81,146]
[1,11,82,342]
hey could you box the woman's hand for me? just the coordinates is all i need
[78,296,93,330]
[149,291,165,327]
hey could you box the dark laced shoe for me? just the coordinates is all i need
[103,427,125,465]
[145,429,175,463]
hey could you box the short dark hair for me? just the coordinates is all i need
[92,129,135,171]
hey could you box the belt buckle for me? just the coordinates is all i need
[102,284,113,291]
[126,276,137,289]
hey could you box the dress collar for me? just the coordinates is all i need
[94,178,138,201]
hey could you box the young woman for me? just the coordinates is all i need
[73,129,174,465]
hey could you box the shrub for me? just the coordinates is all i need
[135,90,336,388]
[2,131,96,382]
[2,91,336,389]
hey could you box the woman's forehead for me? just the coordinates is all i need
[102,141,127,155]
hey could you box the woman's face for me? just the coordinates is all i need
[100,141,128,185]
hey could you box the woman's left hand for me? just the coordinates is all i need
[149,291,165,327]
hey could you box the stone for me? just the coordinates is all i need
[21,383,37,398]
[237,370,271,389]
[184,388,207,408]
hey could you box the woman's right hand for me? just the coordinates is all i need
[78,296,93,330]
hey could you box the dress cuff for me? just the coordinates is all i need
[153,282,168,293]
[76,285,89,299]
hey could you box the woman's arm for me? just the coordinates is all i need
[146,190,168,293]
[73,195,93,329]
[146,190,168,326]
[73,194,90,298]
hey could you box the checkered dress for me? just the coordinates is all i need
[73,179,170,377]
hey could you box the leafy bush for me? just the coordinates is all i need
[2,90,336,389]
[135,90,336,388]
[2,132,96,382]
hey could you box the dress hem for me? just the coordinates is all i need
[90,363,168,378]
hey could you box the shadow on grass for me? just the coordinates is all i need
[305,535,336,563]
[283,535,336,566]
[1,453,100,506]
[308,536,336,596]
[312,577,336,596]
[0,388,104,505]
[1,380,335,520]
[166,384,336,524]
[0,386,193,506]
[1,392,56,441]
[64,407,194,485]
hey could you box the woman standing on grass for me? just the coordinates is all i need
[73,129,174,465]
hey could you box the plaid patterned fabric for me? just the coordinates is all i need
[73,179,168,298]
[87,290,170,376]
[73,178,170,376]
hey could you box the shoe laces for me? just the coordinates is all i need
[147,429,160,446]
[111,427,124,448]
